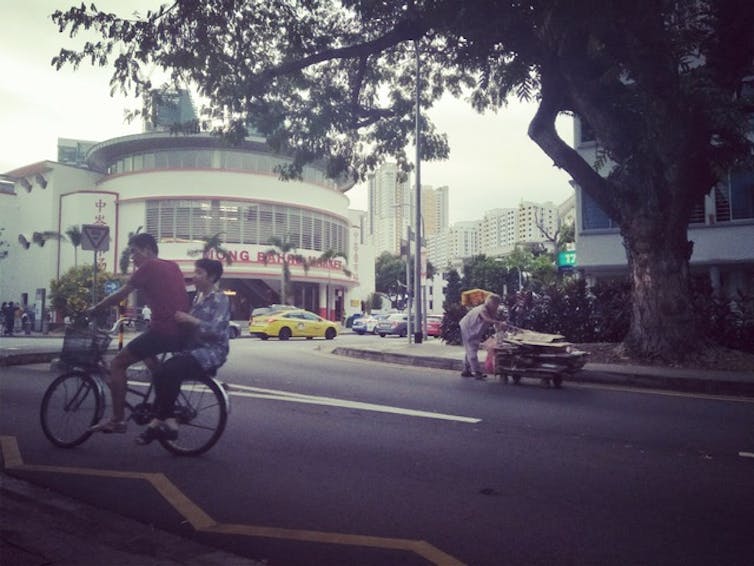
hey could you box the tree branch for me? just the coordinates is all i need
[527,69,620,222]
[257,18,427,83]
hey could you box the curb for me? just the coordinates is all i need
[331,347,754,396]
[331,346,463,371]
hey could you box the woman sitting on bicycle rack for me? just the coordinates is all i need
[136,258,230,445]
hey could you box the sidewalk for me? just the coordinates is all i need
[2,333,753,566]
[0,474,264,566]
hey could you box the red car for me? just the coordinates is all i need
[426,315,443,338]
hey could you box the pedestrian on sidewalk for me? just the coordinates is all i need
[141,304,152,328]
[3,301,15,336]
[459,293,506,380]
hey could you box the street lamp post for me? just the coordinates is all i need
[413,39,423,344]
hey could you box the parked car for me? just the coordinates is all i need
[375,313,408,337]
[228,321,241,339]
[426,315,443,338]
[248,304,296,333]
[352,313,389,335]
[345,312,364,328]
[249,309,339,340]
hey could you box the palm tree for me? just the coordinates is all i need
[65,225,82,266]
[32,231,65,247]
[187,232,234,265]
[262,236,307,305]
[316,249,350,320]
[317,249,351,277]
[120,226,142,274]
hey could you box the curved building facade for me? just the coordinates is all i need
[1,132,374,324]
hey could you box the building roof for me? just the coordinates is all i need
[85,132,355,192]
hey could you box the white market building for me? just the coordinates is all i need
[0,131,375,326]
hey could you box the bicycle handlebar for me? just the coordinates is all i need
[105,317,136,335]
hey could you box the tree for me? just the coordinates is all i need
[262,236,307,305]
[50,264,115,317]
[0,227,9,261]
[65,225,82,267]
[188,231,234,265]
[375,252,407,309]
[119,226,142,275]
[51,2,754,361]
[32,231,64,247]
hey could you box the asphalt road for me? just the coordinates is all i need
[2,334,753,565]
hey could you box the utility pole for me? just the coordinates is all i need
[413,39,423,344]
[406,225,412,342]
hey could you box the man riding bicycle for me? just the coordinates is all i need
[87,233,189,433]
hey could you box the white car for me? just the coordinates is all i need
[352,314,389,335]
[228,321,241,339]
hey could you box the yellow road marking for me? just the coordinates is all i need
[0,435,465,565]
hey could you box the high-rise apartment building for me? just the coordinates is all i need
[367,162,412,254]
[57,138,97,168]
[145,89,197,131]
[428,220,480,270]
[422,185,449,237]
[517,201,559,250]
[479,207,518,256]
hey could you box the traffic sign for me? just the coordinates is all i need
[81,224,110,251]
[104,280,121,294]
[557,250,576,268]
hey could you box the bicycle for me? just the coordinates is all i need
[40,316,230,456]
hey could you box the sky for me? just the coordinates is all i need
[1,1,576,225]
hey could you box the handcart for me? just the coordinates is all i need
[493,328,589,388]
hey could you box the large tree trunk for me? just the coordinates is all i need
[528,71,704,363]
[620,210,700,361]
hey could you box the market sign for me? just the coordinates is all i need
[557,250,576,268]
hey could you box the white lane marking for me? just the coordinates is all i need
[228,383,481,424]
[739,452,754,459]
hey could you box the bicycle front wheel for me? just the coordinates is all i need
[160,377,228,456]
[40,371,104,448]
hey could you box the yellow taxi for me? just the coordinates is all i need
[249,308,339,341]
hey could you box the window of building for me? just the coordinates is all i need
[581,191,618,230]
[145,199,347,253]
[731,170,754,220]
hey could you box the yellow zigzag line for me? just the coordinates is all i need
[0,436,464,566]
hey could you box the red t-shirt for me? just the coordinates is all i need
[129,258,189,336]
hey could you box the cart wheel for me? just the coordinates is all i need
[512,376,521,385]
[553,376,563,389]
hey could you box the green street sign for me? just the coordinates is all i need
[558,250,576,268]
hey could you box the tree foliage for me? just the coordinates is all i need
[375,251,407,308]
[0,227,9,261]
[120,226,142,275]
[51,1,754,361]
[188,231,234,265]
[50,264,115,316]
[65,225,82,267]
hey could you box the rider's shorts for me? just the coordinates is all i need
[126,330,186,360]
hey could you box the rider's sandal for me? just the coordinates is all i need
[135,426,162,445]
[89,419,127,434]
[135,423,177,445]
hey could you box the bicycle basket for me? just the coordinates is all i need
[60,325,112,367]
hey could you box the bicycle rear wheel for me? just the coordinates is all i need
[160,377,228,456]
[40,371,104,448]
